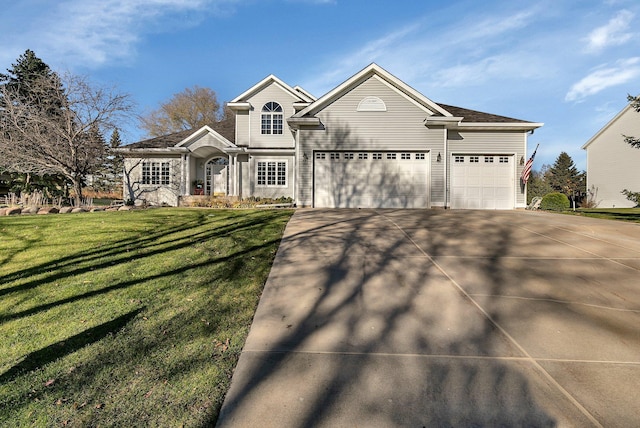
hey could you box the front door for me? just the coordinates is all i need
[205,158,229,196]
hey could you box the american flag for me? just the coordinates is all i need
[521,144,539,185]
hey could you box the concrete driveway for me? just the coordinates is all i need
[217,209,640,427]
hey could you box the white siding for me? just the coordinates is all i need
[235,110,250,146]
[297,76,445,207]
[123,156,182,206]
[585,107,640,208]
[245,84,298,149]
[247,154,295,199]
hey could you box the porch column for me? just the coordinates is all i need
[229,153,237,197]
[184,154,191,196]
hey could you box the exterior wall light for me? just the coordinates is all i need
[436,152,442,162]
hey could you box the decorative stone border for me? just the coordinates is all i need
[0,205,137,216]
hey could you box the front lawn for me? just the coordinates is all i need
[0,208,292,427]
[567,208,640,223]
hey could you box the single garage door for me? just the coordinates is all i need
[314,151,430,208]
[450,154,514,209]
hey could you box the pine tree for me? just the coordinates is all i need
[0,49,64,118]
[0,50,67,195]
[548,152,585,198]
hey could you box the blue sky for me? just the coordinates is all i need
[2,0,639,171]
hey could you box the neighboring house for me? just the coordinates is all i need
[582,102,640,208]
[119,63,542,209]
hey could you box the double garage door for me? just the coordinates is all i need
[450,154,515,209]
[314,151,430,208]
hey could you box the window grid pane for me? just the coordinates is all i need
[161,162,170,185]
[267,162,276,185]
[277,162,286,186]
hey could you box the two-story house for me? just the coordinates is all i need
[119,63,542,209]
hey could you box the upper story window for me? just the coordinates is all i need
[261,102,283,135]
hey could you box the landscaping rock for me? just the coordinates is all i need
[90,207,104,212]
[71,207,87,213]
[0,208,6,216]
[105,207,120,212]
[59,207,74,214]
[118,205,134,211]
[38,207,59,215]
[21,206,40,214]
[6,207,22,215]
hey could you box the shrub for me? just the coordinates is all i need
[621,189,640,207]
[541,192,570,211]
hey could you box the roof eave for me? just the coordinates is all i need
[116,147,189,155]
[227,102,251,111]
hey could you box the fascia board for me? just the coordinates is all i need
[231,74,309,104]
[287,117,321,128]
[227,102,251,111]
[176,125,237,149]
[582,103,632,150]
[117,147,188,155]
[293,85,317,102]
[454,122,544,131]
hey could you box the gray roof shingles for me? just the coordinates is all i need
[125,119,236,149]
[436,103,531,123]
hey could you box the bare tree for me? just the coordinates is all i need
[140,85,233,137]
[0,72,133,206]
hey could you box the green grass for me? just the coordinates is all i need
[562,207,640,223]
[0,208,293,427]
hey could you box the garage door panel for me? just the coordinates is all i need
[314,152,429,208]
[451,154,514,210]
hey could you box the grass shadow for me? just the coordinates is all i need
[0,308,143,383]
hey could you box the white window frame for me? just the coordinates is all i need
[142,161,170,185]
[256,160,287,187]
[261,102,283,135]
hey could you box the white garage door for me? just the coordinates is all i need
[314,151,430,208]
[450,154,514,209]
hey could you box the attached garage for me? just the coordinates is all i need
[450,154,515,209]
[313,151,430,208]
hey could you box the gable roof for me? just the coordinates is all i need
[124,120,235,150]
[293,63,451,118]
[582,103,634,150]
[289,63,542,131]
[229,74,316,105]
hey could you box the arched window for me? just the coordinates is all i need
[261,102,283,135]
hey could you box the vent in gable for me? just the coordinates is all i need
[357,96,387,112]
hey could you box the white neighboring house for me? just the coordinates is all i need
[582,102,640,208]
[119,63,542,209]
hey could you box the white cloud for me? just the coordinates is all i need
[5,0,239,68]
[585,9,635,52]
[565,57,640,101]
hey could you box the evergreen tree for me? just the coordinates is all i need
[624,94,640,148]
[0,49,64,118]
[93,129,124,193]
[548,152,585,198]
[526,165,554,204]
[0,50,67,195]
